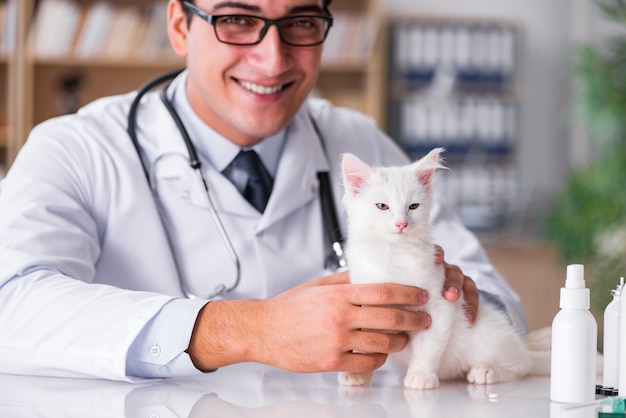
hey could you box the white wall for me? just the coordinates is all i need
[384,0,589,226]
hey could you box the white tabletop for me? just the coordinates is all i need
[0,366,605,418]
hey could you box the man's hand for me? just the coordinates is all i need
[187,271,432,373]
[434,245,479,324]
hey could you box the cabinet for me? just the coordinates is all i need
[387,15,523,230]
[0,0,387,173]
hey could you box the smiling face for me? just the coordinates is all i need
[167,0,326,147]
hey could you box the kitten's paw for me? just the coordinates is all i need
[404,372,440,390]
[467,367,498,385]
[467,366,524,385]
[338,371,373,386]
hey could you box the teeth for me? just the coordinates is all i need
[240,81,284,94]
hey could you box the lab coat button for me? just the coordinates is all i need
[150,345,161,356]
[181,190,190,200]
[159,365,170,374]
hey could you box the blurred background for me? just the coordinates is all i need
[1,0,625,338]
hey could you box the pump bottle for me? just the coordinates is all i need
[603,277,622,393]
[550,264,598,403]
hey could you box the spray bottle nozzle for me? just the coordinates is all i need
[560,264,590,309]
[565,264,585,289]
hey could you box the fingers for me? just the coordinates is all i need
[442,263,464,301]
[334,331,410,373]
[442,263,479,325]
[347,283,429,307]
[339,352,389,373]
[434,244,445,264]
[461,275,479,325]
[307,274,430,308]
[352,305,431,332]
[349,329,410,354]
[436,245,476,321]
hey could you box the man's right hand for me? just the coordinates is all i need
[186,271,431,373]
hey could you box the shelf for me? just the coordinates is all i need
[386,14,523,232]
[32,63,183,124]
[31,56,184,69]
[321,61,376,73]
[33,58,376,74]
[1,0,387,170]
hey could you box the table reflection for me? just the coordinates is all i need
[0,365,566,418]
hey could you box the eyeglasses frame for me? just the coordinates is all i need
[181,1,334,47]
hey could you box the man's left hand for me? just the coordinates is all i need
[434,245,479,325]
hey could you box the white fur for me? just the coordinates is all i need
[337,148,531,390]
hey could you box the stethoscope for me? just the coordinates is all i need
[127,69,346,299]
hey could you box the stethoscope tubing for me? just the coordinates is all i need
[127,69,240,299]
[126,69,345,299]
[127,68,185,183]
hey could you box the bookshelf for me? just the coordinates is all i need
[1,0,23,176]
[319,0,386,125]
[386,15,524,231]
[0,0,387,173]
[0,59,6,174]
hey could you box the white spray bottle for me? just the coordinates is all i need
[603,277,623,393]
[620,275,626,396]
[550,264,598,403]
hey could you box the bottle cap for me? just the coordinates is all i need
[560,264,590,309]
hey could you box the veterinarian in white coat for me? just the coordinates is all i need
[0,0,527,381]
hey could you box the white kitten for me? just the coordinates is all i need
[337,148,531,390]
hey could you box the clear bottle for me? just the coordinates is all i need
[603,277,623,392]
[550,264,598,403]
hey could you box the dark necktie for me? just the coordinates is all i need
[222,150,274,213]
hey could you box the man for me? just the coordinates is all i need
[0,0,527,381]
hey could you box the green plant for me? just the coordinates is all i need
[545,0,626,320]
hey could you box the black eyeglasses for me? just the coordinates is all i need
[182,1,333,47]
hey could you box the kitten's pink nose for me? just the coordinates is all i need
[396,221,408,232]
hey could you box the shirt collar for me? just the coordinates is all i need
[169,71,286,176]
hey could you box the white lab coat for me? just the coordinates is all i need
[0,86,527,381]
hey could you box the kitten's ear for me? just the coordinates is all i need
[341,153,373,196]
[413,147,447,190]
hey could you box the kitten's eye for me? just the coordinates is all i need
[409,203,420,210]
[376,203,389,210]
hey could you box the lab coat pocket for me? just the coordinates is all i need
[152,154,210,209]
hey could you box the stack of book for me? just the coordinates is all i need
[399,94,517,158]
[30,0,176,60]
[391,18,517,87]
[321,11,379,65]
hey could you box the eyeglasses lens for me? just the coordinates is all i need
[215,15,330,46]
